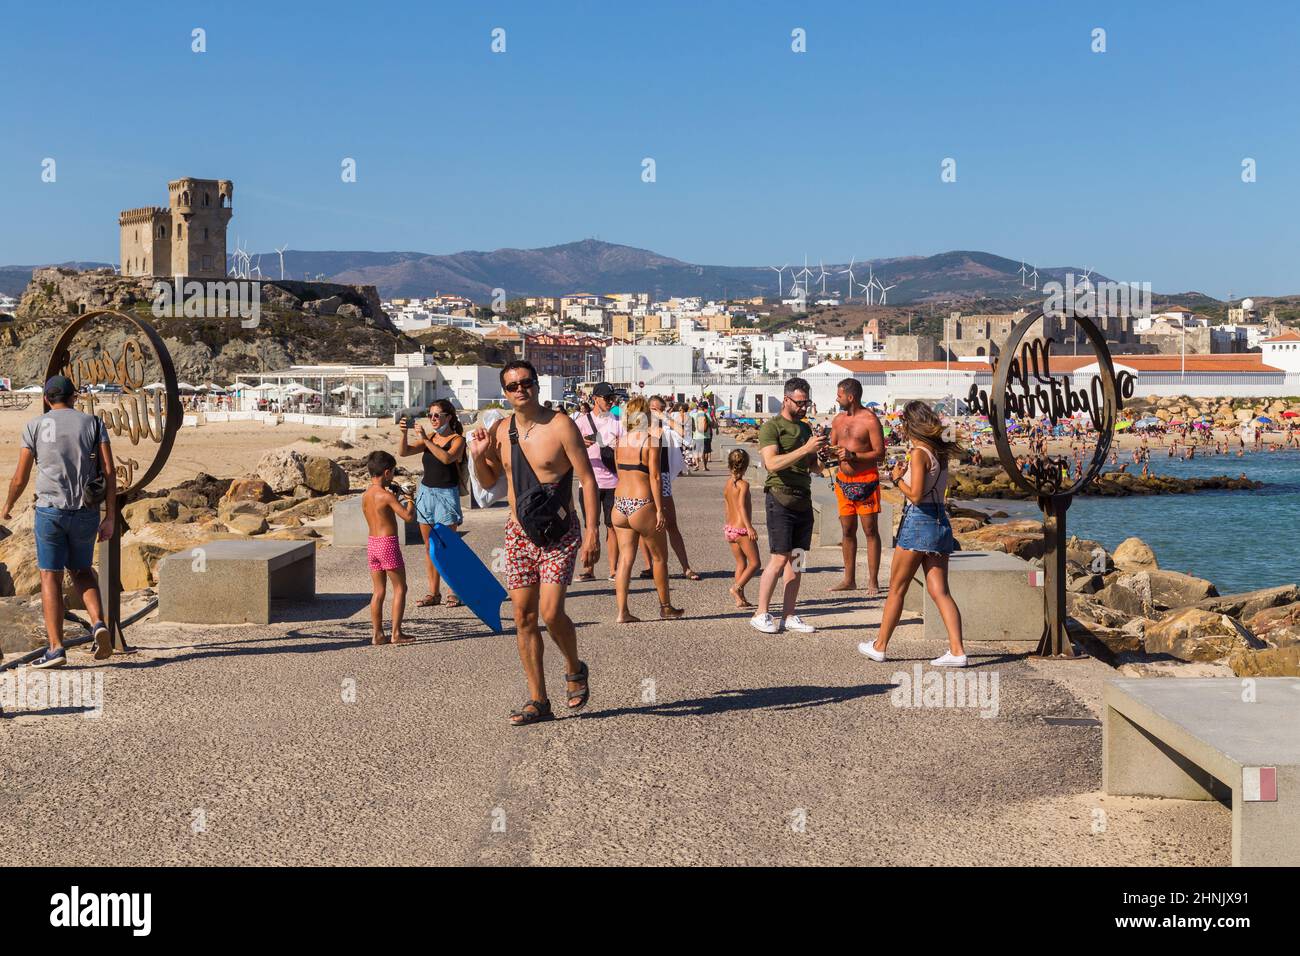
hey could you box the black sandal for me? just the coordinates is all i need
[565,661,590,710]
[509,699,554,726]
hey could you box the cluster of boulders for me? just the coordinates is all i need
[946,465,1261,499]
[1063,537,1298,676]
[1127,394,1300,429]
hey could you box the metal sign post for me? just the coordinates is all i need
[44,310,182,654]
[968,308,1136,658]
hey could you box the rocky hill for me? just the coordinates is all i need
[0,268,417,386]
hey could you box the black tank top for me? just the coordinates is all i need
[422,434,460,489]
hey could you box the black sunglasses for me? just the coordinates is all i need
[787,397,811,408]
[504,378,538,394]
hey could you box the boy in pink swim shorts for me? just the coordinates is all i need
[363,451,416,646]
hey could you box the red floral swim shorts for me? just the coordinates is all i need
[504,515,580,591]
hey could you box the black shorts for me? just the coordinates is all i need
[702,436,713,454]
[765,491,813,555]
[585,487,616,529]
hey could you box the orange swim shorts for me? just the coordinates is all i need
[834,470,881,517]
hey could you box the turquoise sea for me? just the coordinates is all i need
[969,449,1300,595]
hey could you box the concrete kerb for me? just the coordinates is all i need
[332,494,422,547]
[158,539,317,625]
[1103,677,1300,866]
[900,549,1043,644]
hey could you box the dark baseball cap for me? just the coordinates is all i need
[44,375,75,400]
[591,382,614,398]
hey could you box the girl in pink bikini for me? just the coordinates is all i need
[723,449,761,607]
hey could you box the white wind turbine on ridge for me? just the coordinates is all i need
[768,263,789,297]
[275,244,288,280]
[839,257,857,301]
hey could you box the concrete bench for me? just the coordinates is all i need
[157,540,316,625]
[332,494,423,547]
[1104,678,1300,866]
[811,480,897,550]
[900,550,1042,643]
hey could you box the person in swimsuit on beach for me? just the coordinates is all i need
[362,450,416,646]
[723,448,760,607]
[611,396,684,623]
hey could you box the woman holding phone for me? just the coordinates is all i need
[858,400,967,667]
[398,399,466,608]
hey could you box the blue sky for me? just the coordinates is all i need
[2,0,1297,296]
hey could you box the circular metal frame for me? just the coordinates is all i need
[988,308,1122,500]
[43,308,182,497]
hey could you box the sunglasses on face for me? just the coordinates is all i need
[787,398,811,408]
[429,412,444,419]
[504,378,538,394]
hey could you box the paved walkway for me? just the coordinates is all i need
[0,467,1230,865]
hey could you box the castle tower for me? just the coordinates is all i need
[168,178,233,279]
[118,207,172,277]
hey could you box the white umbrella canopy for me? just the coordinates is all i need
[142,382,167,391]
[176,382,197,392]
[330,384,362,395]
[18,385,44,393]
[205,383,228,393]
[284,384,321,396]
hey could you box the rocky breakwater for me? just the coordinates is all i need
[934,509,1300,676]
[947,464,1262,500]
[1127,393,1300,432]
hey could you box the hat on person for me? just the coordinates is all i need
[44,375,76,401]
[591,382,614,399]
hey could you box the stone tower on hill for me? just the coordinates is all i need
[118,177,233,279]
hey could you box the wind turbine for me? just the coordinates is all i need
[768,263,788,297]
[1018,261,1029,287]
[251,255,263,280]
[865,266,885,305]
[816,260,831,295]
[275,244,288,280]
[795,254,813,290]
[838,257,857,300]
[1029,266,1039,291]
[878,282,898,305]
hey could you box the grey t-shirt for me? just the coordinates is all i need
[20,407,110,510]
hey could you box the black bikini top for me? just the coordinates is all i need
[616,443,649,473]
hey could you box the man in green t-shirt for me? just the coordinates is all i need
[752,376,825,635]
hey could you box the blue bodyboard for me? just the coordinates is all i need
[427,523,508,633]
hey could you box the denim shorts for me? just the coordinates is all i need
[416,484,462,527]
[894,501,956,555]
[34,506,99,571]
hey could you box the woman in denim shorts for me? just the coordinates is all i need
[858,401,968,668]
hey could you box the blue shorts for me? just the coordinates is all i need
[895,502,956,555]
[35,506,100,571]
[416,484,462,527]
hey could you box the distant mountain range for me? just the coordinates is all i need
[0,241,1220,306]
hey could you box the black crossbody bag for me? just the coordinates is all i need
[585,413,616,472]
[510,416,573,547]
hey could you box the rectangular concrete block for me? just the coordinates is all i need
[158,540,316,625]
[1103,678,1300,866]
[332,494,422,548]
[811,482,896,551]
[896,550,1042,643]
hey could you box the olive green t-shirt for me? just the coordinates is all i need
[757,415,813,495]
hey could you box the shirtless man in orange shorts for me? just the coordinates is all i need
[828,378,885,595]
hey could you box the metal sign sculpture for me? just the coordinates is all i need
[45,310,182,652]
[965,308,1136,657]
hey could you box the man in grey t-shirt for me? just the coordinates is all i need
[2,375,118,667]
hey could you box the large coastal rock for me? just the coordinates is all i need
[952,519,1045,561]
[1112,537,1158,571]
[1144,608,1264,662]
[1192,585,1300,622]
[256,449,308,494]
[303,455,349,495]
[1228,645,1300,677]
[1246,602,1300,648]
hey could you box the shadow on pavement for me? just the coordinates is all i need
[582,682,893,719]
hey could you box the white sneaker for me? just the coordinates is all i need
[782,615,815,633]
[931,651,968,668]
[750,613,781,634]
[858,641,886,662]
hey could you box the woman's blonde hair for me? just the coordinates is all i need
[899,400,963,465]
[623,395,650,432]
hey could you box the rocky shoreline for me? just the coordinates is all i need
[947,465,1262,499]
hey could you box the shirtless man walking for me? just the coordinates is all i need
[828,378,885,595]
[468,360,600,726]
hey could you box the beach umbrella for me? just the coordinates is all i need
[285,384,321,396]
[330,384,361,395]
[1256,416,1274,425]
[205,383,228,394]
[17,384,43,393]
[176,382,197,392]
[1283,410,1299,418]
[1114,420,1132,431]
[142,381,167,391]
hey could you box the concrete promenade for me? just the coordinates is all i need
[0,468,1231,866]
